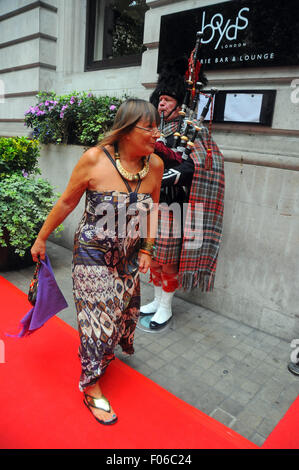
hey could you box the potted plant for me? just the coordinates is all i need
[0,136,40,176]
[0,137,62,270]
[24,91,123,146]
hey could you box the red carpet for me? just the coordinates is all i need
[0,275,259,449]
[262,396,299,449]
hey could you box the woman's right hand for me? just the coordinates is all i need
[31,237,46,262]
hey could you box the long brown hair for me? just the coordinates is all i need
[98,98,160,148]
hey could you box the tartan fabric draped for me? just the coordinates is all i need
[157,120,225,292]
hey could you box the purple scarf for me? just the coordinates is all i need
[8,254,68,337]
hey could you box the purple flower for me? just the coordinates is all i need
[22,169,29,178]
[45,101,50,106]
[61,105,68,111]
[78,100,82,106]
[60,112,64,119]
[109,105,116,111]
[87,93,92,97]
[70,96,75,104]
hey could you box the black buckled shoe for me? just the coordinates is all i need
[140,309,156,317]
[287,362,299,376]
[149,317,172,330]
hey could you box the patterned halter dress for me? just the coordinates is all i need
[72,148,153,391]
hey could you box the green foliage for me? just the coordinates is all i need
[24,91,124,146]
[0,137,40,177]
[0,173,63,257]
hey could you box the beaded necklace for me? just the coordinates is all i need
[114,144,149,182]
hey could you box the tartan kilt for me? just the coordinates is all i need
[153,204,182,265]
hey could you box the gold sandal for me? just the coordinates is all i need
[83,392,118,425]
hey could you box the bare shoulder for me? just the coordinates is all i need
[150,153,164,171]
[75,146,108,175]
[80,145,103,165]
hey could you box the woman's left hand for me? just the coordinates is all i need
[138,252,151,274]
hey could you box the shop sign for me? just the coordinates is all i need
[158,0,299,71]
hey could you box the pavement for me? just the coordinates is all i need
[1,240,298,447]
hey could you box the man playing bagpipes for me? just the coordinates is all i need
[140,32,225,330]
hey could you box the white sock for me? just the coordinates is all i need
[150,290,175,324]
[140,285,162,314]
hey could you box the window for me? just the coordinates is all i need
[85,0,148,70]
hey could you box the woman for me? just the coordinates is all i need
[31,99,164,425]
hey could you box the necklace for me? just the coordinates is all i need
[114,147,149,181]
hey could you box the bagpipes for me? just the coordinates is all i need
[158,110,166,144]
[170,31,217,168]
[173,31,204,149]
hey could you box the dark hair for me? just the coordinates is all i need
[99,98,160,147]
[149,57,188,108]
[149,56,208,108]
